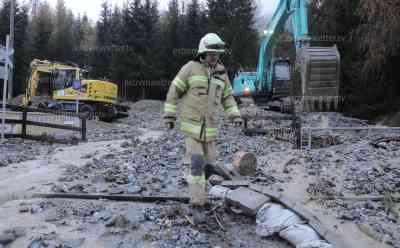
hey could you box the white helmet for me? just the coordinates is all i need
[197,33,226,55]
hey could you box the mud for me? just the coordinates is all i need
[0,99,399,247]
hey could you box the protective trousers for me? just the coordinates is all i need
[184,137,217,206]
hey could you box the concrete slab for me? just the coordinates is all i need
[226,187,271,216]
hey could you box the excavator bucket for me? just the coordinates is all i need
[299,46,341,112]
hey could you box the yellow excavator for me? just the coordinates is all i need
[22,59,129,121]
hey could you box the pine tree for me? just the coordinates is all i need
[162,0,184,79]
[92,1,113,79]
[48,0,75,61]
[28,1,53,59]
[96,1,112,46]
[0,0,31,95]
[207,0,259,75]
[13,3,30,95]
[184,0,204,49]
[110,5,122,45]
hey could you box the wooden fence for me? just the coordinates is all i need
[2,104,86,142]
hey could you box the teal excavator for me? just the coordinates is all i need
[233,0,341,111]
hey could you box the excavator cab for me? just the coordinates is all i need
[272,59,291,99]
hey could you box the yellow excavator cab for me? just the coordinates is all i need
[22,59,128,121]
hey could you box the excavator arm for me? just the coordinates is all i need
[233,0,341,111]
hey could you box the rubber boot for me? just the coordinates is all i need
[188,154,207,207]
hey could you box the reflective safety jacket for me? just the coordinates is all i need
[164,60,241,142]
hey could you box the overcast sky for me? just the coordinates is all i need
[45,0,279,21]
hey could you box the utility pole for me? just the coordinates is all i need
[1,36,10,143]
[8,0,15,100]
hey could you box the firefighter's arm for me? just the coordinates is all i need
[222,75,242,125]
[164,63,191,128]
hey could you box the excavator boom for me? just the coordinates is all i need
[233,0,341,111]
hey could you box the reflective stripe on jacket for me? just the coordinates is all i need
[164,60,241,141]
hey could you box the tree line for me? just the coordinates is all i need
[309,0,400,119]
[1,0,399,119]
[0,0,259,100]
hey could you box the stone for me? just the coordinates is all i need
[109,187,124,194]
[45,210,59,222]
[127,186,142,194]
[226,187,271,216]
[58,176,74,182]
[11,227,26,238]
[30,204,44,214]
[208,175,224,186]
[91,175,106,184]
[105,215,130,228]
[19,206,30,213]
[0,232,16,245]
[63,238,85,248]
[120,141,131,148]
[52,184,67,193]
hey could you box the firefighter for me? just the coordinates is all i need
[164,33,242,206]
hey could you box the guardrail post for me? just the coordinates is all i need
[21,108,27,138]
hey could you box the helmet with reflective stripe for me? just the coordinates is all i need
[197,33,226,55]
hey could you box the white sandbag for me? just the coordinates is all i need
[208,185,231,199]
[255,203,303,237]
[279,224,332,248]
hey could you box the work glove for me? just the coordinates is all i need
[232,116,243,128]
[164,117,176,130]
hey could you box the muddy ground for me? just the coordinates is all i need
[0,99,399,247]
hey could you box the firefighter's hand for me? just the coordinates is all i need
[164,118,175,130]
[232,117,243,127]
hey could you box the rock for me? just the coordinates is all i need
[45,209,60,222]
[91,175,106,184]
[63,238,85,248]
[127,185,142,194]
[109,187,124,194]
[30,202,47,214]
[208,175,224,186]
[52,184,67,193]
[120,141,130,148]
[190,208,206,225]
[105,215,130,228]
[101,153,115,159]
[226,187,271,216]
[68,184,86,193]
[58,176,74,182]
[0,232,16,245]
[10,227,26,238]
[19,206,30,213]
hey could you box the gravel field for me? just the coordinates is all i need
[0,99,399,247]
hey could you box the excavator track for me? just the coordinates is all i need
[299,46,341,112]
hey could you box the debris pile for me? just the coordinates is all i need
[0,139,56,167]
[1,100,400,247]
